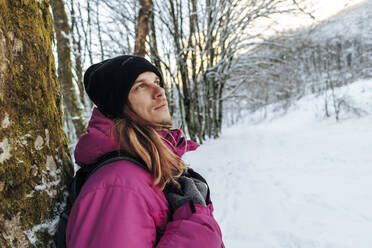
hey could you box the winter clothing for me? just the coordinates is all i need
[83,55,163,119]
[165,176,207,212]
[66,107,225,248]
[192,177,209,201]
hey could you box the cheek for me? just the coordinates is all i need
[129,96,151,117]
[135,105,149,117]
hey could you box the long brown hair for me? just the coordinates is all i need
[112,105,187,191]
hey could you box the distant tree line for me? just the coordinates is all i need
[225,15,372,122]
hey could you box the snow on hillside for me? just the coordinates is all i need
[306,0,372,42]
[183,79,372,248]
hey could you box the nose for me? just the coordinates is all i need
[153,84,165,99]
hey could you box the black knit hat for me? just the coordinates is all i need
[83,55,163,119]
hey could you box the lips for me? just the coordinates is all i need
[154,103,167,110]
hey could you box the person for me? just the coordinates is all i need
[66,55,225,247]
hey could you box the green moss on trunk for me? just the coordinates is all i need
[0,0,73,247]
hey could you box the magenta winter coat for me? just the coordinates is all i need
[66,108,225,248]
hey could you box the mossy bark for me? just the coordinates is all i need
[50,0,86,139]
[0,0,73,247]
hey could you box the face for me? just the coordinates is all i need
[128,71,171,124]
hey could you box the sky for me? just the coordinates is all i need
[242,0,368,46]
[311,0,366,21]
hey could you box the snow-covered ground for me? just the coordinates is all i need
[183,79,372,248]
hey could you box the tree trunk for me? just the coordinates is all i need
[51,0,86,140]
[135,0,153,57]
[149,10,160,68]
[86,0,93,64]
[0,0,73,246]
[95,0,105,60]
[70,0,88,110]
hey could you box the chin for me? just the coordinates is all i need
[145,112,171,125]
[156,116,172,125]
[158,118,172,125]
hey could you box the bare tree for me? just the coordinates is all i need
[86,0,94,64]
[152,0,302,141]
[135,0,153,57]
[51,0,87,140]
[69,0,90,109]
[95,0,105,60]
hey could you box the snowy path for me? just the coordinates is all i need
[184,105,372,247]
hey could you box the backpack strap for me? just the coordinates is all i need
[70,150,148,202]
[86,150,149,179]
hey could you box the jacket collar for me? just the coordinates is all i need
[157,128,199,158]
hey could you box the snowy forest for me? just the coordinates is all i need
[0,0,371,247]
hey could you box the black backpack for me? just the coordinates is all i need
[54,150,148,248]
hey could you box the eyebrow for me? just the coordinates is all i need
[133,76,160,84]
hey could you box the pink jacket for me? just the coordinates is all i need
[66,108,225,247]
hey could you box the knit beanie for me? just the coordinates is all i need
[83,55,163,119]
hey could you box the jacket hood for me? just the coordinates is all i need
[74,107,199,165]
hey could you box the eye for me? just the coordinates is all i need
[154,80,160,86]
[136,83,145,90]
